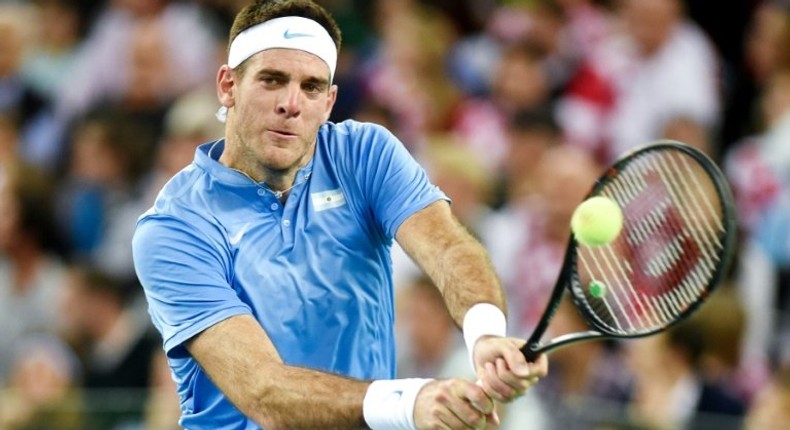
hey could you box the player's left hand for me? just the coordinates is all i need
[472,336,548,403]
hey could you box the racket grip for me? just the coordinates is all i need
[521,342,541,362]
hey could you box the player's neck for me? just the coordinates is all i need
[218,141,314,199]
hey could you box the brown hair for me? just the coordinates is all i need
[229,0,342,74]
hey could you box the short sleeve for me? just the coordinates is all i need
[132,215,251,358]
[352,123,448,238]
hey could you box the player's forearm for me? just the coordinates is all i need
[187,315,368,429]
[431,227,507,326]
[397,202,507,326]
[244,364,369,429]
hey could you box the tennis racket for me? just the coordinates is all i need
[521,140,737,361]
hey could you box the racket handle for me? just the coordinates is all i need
[521,342,541,362]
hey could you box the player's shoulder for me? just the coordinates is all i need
[134,165,227,254]
[136,161,214,234]
[149,165,203,211]
[320,119,398,148]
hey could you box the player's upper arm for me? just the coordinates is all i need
[132,215,251,358]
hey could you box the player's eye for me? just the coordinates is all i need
[303,83,323,93]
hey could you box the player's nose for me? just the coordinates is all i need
[276,85,301,118]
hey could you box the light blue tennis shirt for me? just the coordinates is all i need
[132,120,447,429]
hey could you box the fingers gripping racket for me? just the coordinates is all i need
[521,141,737,361]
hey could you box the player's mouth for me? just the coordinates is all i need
[268,128,297,138]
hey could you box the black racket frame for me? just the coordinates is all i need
[521,140,738,361]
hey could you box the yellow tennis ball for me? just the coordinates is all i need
[571,196,623,246]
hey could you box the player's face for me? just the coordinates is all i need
[218,48,337,177]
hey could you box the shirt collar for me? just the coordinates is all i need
[194,139,315,187]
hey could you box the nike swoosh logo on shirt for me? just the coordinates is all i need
[283,29,313,39]
[229,222,251,245]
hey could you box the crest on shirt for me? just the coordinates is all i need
[311,189,346,212]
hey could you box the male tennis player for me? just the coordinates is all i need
[132,1,547,428]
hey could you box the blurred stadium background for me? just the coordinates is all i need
[0,0,789,428]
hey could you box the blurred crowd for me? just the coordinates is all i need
[0,0,789,428]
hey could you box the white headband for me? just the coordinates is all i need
[217,16,338,123]
[228,16,337,80]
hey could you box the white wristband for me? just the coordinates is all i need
[463,303,507,370]
[363,378,433,430]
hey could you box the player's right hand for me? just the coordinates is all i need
[472,336,548,403]
[413,378,498,430]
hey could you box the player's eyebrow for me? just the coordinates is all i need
[256,68,330,88]
[257,68,289,80]
[303,76,330,90]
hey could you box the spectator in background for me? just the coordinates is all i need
[723,3,790,364]
[483,0,613,93]
[726,67,790,235]
[753,67,790,186]
[497,107,560,206]
[0,334,83,430]
[362,2,462,149]
[553,0,613,57]
[56,108,154,279]
[54,0,220,134]
[716,0,788,149]
[558,0,720,163]
[60,265,159,429]
[455,41,553,171]
[0,161,69,382]
[446,4,504,98]
[746,363,790,430]
[725,68,790,376]
[420,136,495,235]
[21,0,82,102]
[519,0,614,95]
[625,286,747,429]
[755,181,790,365]
[743,1,790,95]
[0,3,61,169]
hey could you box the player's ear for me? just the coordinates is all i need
[323,84,338,122]
[217,65,236,108]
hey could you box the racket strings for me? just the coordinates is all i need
[628,155,715,316]
[601,172,665,328]
[638,155,715,295]
[651,153,724,307]
[584,178,662,331]
[575,149,726,335]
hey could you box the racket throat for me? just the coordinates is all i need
[522,330,605,361]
